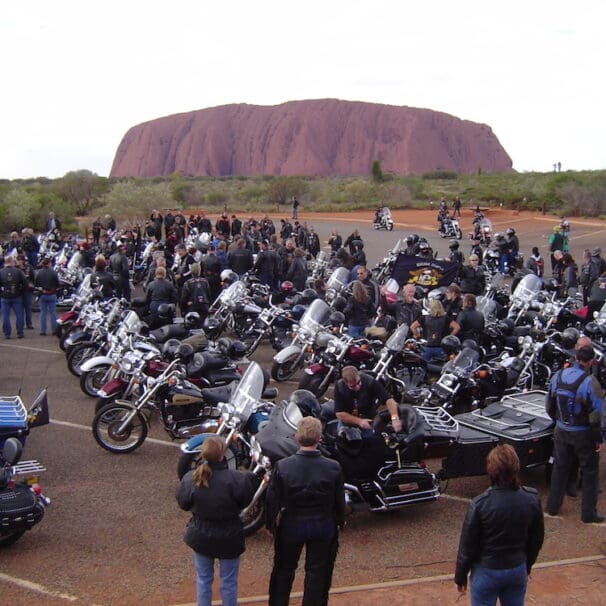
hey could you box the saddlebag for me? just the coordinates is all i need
[0,484,44,531]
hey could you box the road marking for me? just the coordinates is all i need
[0,571,80,602]
[0,343,62,355]
[439,493,472,504]
[50,419,180,448]
[171,554,606,605]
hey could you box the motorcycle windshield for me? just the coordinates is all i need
[443,347,480,376]
[383,278,400,295]
[480,219,492,232]
[512,274,542,301]
[490,273,505,290]
[390,240,403,255]
[316,250,327,263]
[77,274,92,296]
[283,401,304,429]
[385,323,408,351]
[476,296,497,321]
[67,251,84,271]
[218,281,246,305]
[117,311,140,338]
[230,362,264,422]
[382,208,392,219]
[299,299,332,334]
[326,267,349,291]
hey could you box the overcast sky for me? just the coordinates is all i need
[2,0,604,179]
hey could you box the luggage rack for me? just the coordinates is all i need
[499,390,551,420]
[416,406,459,433]
[0,397,27,426]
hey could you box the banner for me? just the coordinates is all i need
[390,254,460,288]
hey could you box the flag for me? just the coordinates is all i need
[391,254,460,288]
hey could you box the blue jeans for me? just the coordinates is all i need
[470,563,527,606]
[422,346,445,362]
[22,290,34,328]
[347,324,366,337]
[192,552,239,606]
[1,297,24,337]
[39,294,57,334]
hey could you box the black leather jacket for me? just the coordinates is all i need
[265,450,345,533]
[454,485,544,585]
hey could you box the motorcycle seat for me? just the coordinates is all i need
[262,387,278,400]
[149,324,188,344]
[199,385,233,405]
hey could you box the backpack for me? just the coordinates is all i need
[548,369,590,426]
[188,279,208,308]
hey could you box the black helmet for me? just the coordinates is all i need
[202,317,221,338]
[329,311,346,326]
[157,303,175,320]
[461,339,480,352]
[506,227,516,236]
[411,234,420,244]
[162,338,181,359]
[419,241,429,251]
[498,318,515,335]
[184,311,201,329]
[336,425,363,457]
[561,327,580,350]
[216,337,232,356]
[332,295,347,312]
[440,335,461,356]
[405,235,414,244]
[352,239,364,250]
[300,288,317,305]
[291,304,306,320]
[176,343,195,362]
[449,240,459,250]
[228,340,247,359]
[288,390,321,418]
[583,322,601,339]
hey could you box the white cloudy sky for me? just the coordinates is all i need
[1,0,604,179]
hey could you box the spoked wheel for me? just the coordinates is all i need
[80,364,111,398]
[0,530,26,547]
[92,403,148,453]
[298,372,330,398]
[67,343,102,377]
[271,355,302,382]
[241,494,266,536]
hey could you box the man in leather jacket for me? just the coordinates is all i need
[546,346,605,523]
[455,445,544,603]
[266,417,345,606]
[0,255,26,338]
[109,244,131,301]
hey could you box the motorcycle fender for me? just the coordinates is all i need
[64,329,87,346]
[80,356,115,372]
[180,432,218,454]
[305,363,326,375]
[273,345,302,364]
[57,311,77,325]
[98,377,127,398]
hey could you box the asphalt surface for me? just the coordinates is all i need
[0,209,605,605]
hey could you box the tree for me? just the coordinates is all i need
[56,170,109,215]
[266,177,308,211]
[371,160,383,183]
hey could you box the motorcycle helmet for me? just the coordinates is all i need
[553,225,561,232]
[228,340,247,360]
[411,234,420,244]
[498,318,515,335]
[135,321,150,337]
[336,425,363,457]
[176,343,195,362]
[290,304,306,321]
[440,335,461,356]
[405,235,414,245]
[162,338,181,359]
[216,337,232,356]
[331,295,347,312]
[329,310,346,326]
[280,280,295,294]
[157,303,175,320]
[561,327,580,350]
[202,317,221,338]
[448,240,459,250]
[220,269,238,285]
[288,390,321,418]
[494,232,505,240]
[506,227,516,236]
[184,312,201,329]
[352,239,364,250]
[461,339,480,352]
[299,288,317,305]
[418,241,429,251]
[427,287,447,302]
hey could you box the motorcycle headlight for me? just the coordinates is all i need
[441,375,455,387]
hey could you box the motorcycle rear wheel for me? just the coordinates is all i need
[92,403,148,454]
[80,364,111,398]
[298,372,330,398]
[271,355,302,382]
[0,529,26,547]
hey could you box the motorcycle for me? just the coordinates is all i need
[470,216,492,246]
[373,207,394,231]
[0,391,51,546]
[440,216,462,240]
[371,240,404,286]
[271,298,333,382]
[306,250,329,287]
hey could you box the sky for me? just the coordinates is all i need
[2,0,604,179]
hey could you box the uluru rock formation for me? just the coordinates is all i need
[110,99,513,178]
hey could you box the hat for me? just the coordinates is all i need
[592,247,602,256]
[553,225,561,232]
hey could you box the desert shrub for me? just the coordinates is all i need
[422,170,458,180]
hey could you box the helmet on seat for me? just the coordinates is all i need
[184,312,201,329]
[561,327,580,350]
[157,303,175,320]
[299,289,317,305]
[288,390,321,418]
[228,340,247,359]
[440,335,461,356]
[419,241,429,251]
[329,311,346,326]
[176,343,195,362]
[220,269,238,285]
[494,232,505,240]
[162,338,181,359]
[202,317,221,338]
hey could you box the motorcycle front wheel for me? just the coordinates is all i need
[298,372,330,398]
[67,342,102,377]
[92,403,148,453]
[241,495,266,536]
[271,354,302,382]
[80,364,112,398]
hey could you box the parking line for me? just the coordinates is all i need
[49,419,180,448]
[0,343,62,355]
[0,571,80,602]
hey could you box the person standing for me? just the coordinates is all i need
[45,211,61,233]
[109,244,131,301]
[549,225,565,272]
[452,196,462,218]
[253,240,279,288]
[454,444,544,605]
[176,436,258,606]
[459,255,486,296]
[291,196,299,219]
[452,293,485,345]
[180,264,211,320]
[267,416,345,606]
[34,256,59,335]
[16,255,35,330]
[0,255,26,339]
[343,280,374,337]
[92,217,103,246]
[546,346,605,523]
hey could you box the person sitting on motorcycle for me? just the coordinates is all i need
[437,207,449,234]
[493,233,509,274]
[404,235,419,256]
[374,206,383,225]
[417,240,434,259]
[526,246,545,278]
[505,228,520,271]
[334,366,402,435]
[410,299,457,362]
[469,239,483,261]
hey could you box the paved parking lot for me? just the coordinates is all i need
[0,209,605,605]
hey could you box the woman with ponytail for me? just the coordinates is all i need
[177,436,258,606]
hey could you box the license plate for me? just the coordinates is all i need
[25,477,39,485]
[398,483,419,493]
